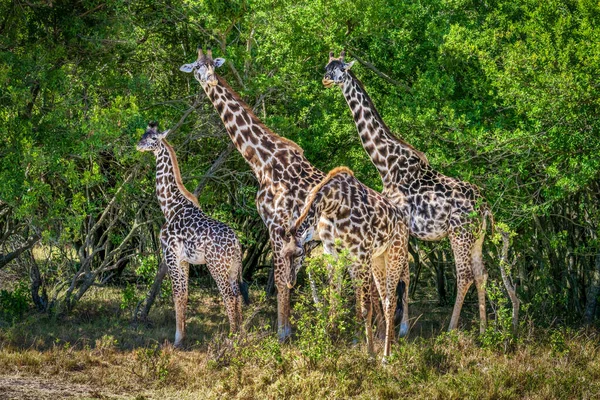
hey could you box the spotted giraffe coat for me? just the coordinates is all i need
[285,167,410,359]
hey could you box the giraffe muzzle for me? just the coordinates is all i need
[322,78,335,88]
[207,77,219,87]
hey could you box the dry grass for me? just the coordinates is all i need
[1,287,600,399]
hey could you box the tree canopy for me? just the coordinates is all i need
[1,0,599,323]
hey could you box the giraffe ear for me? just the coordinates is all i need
[179,63,195,73]
[343,60,355,71]
[213,58,226,68]
[158,129,170,139]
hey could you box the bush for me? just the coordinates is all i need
[292,249,358,368]
[0,281,31,325]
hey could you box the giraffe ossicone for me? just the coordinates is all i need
[137,122,248,347]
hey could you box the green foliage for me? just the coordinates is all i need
[0,282,31,324]
[120,284,139,311]
[133,343,172,383]
[480,280,518,351]
[549,329,569,356]
[1,0,599,323]
[292,249,358,368]
[134,255,158,285]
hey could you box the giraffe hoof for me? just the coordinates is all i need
[278,326,292,342]
[399,322,409,338]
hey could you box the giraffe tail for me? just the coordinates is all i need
[240,280,250,306]
[481,203,495,237]
[238,255,250,306]
[232,244,250,306]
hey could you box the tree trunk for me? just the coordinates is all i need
[498,230,520,334]
[408,239,421,297]
[29,251,47,312]
[0,233,40,270]
[584,254,600,324]
[135,261,168,322]
[266,263,276,296]
[430,249,447,306]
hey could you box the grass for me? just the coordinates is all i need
[1,285,599,399]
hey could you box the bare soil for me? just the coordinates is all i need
[0,375,120,400]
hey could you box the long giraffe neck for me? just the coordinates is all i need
[293,168,351,234]
[202,76,304,183]
[154,139,200,220]
[341,71,429,189]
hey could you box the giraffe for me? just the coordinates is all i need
[180,48,329,341]
[323,51,493,334]
[283,166,409,359]
[137,122,249,347]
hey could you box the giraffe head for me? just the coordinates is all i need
[136,122,170,153]
[179,47,226,87]
[323,51,355,88]
[283,229,305,289]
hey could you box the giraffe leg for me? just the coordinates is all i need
[321,233,345,325]
[361,279,375,355]
[211,274,241,334]
[371,255,387,342]
[448,229,476,331]
[398,260,410,338]
[267,227,293,342]
[235,291,243,330]
[276,282,291,341]
[351,259,374,355]
[274,247,292,340]
[387,232,410,342]
[166,253,189,348]
[371,280,386,341]
[223,293,241,333]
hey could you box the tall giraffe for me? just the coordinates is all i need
[284,167,409,359]
[323,51,493,333]
[180,48,328,340]
[137,123,249,347]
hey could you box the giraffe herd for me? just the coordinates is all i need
[138,47,494,361]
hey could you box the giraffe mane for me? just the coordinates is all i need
[215,75,305,155]
[293,166,354,233]
[161,139,200,208]
[348,70,429,166]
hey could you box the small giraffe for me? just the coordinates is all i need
[324,51,493,333]
[284,167,410,359]
[180,48,328,341]
[137,122,249,347]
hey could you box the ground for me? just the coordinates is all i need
[0,285,599,399]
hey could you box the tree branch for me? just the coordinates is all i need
[0,233,40,270]
[346,49,413,93]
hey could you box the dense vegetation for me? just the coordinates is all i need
[1,0,600,390]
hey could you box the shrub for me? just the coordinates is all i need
[292,248,358,368]
[0,281,31,325]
